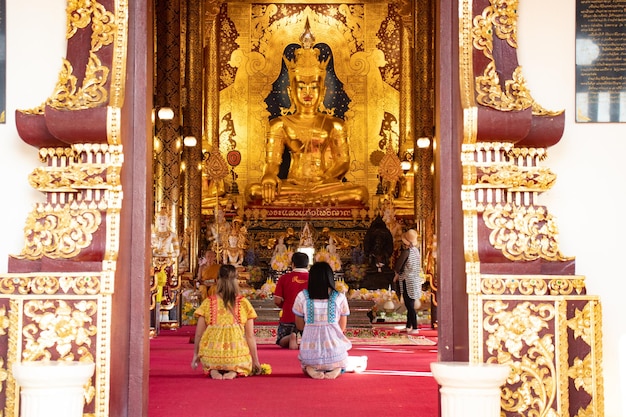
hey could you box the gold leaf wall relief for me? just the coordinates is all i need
[28,165,109,191]
[567,303,593,346]
[22,299,98,362]
[17,206,102,260]
[54,0,117,111]
[568,354,593,394]
[477,165,556,191]
[470,0,562,116]
[67,1,93,38]
[483,300,557,416]
[48,53,110,110]
[90,2,116,52]
[483,204,572,262]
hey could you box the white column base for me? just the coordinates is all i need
[431,361,510,417]
[12,361,95,417]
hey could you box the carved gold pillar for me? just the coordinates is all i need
[154,0,181,224]
[413,0,435,252]
[199,1,222,250]
[153,0,182,329]
[180,0,203,276]
[399,12,414,162]
[203,3,220,149]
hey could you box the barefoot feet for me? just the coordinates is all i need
[222,371,237,380]
[210,370,237,380]
[305,366,325,379]
[324,368,342,379]
[288,332,299,350]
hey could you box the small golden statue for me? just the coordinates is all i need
[222,216,248,268]
[245,20,369,207]
[151,208,180,259]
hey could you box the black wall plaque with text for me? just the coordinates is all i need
[576,0,626,122]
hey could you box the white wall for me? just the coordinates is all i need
[1,1,66,262]
[2,1,624,416]
[519,1,626,416]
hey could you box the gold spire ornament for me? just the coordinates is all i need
[284,18,330,80]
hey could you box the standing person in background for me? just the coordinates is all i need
[191,264,261,379]
[273,252,310,349]
[293,262,352,379]
[393,229,423,335]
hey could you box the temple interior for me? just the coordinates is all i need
[150,2,438,330]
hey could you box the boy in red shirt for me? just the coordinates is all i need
[273,252,309,349]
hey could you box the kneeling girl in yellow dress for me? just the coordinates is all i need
[191,264,261,379]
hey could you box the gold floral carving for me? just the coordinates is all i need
[67,1,116,52]
[484,300,556,416]
[471,1,563,116]
[567,302,593,350]
[477,165,556,191]
[568,354,593,395]
[491,0,518,48]
[17,206,102,260]
[89,2,116,52]
[4,299,18,417]
[482,203,572,262]
[19,103,46,116]
[481,275,586,296]
[50,0,117,111]
[0,275,101,296]
[475,62,533,112]
[28,165,111,191]
[48,54,110,110]
[0,305,9,409]
[250,4,364,57]
[507,146,548,161]
[22,299,97,362]
[67,1,93,38]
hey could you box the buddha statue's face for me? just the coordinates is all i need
[291,75,324,111]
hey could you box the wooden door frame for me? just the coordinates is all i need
[120,0,468,415]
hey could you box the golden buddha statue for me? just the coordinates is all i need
[245,22,369,207]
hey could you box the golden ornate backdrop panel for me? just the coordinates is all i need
[215,3,402,202]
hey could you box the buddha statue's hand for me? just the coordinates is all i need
[260,174,280,203]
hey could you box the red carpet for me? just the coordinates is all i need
[150,329,439,417]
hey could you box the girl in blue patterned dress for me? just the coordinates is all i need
[293,262,352,379]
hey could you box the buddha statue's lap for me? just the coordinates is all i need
[246,179,368,206]
[245,24,369,207]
